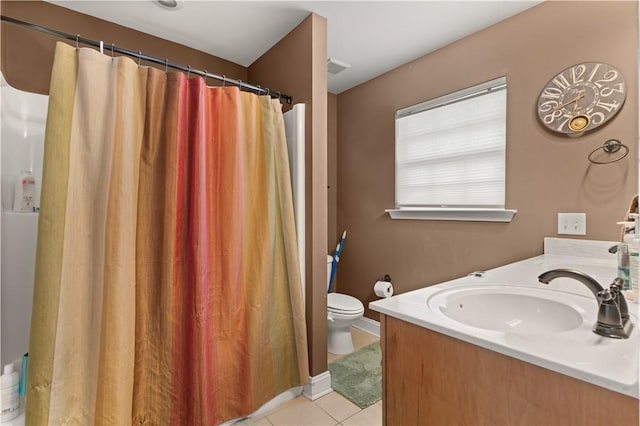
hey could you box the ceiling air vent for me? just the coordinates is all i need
[327,58,350,75]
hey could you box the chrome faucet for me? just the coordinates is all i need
[538,269,633,339]
[538,269,604,296]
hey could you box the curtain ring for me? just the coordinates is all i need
[238,80,242,92]
[137,51,142,66]
[588,139,629,164]
[164,59,168,73]
[265,88,270,98]
[203,70,208,85]
[187,65,191,79]
[222,75,226,87]
[75,34,80,49]
[111,43,115,58]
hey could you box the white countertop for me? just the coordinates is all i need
[370,238,639,398]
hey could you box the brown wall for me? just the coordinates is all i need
[249,14,329,377]
[336,1,639,320]
[1,1,247,94]
[328,93,338,253]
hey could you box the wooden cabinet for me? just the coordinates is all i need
[380,314,638,426]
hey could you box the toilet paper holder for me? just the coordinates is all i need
[374,275,394,298]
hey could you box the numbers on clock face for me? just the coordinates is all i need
[537,63,626,134]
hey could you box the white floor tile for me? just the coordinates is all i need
[251,415,273,425]
[341,403,382,426]
[265,396,338,425]
[315,391,361,423]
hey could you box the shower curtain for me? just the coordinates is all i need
[26,42,308,425]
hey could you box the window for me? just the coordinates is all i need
[388,76,516,222]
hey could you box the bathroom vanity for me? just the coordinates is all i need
[370,238,639,425]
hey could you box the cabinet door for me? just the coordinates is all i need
[381,315,638,426]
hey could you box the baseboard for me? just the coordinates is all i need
[352,316,380,337]
[302,370,333,401]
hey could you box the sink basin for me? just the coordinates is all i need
[427,285,587,333]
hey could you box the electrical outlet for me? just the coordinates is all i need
[558,213,586,235]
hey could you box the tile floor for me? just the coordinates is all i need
[238,327,381,426]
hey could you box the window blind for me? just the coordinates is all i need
[395,77,507,208]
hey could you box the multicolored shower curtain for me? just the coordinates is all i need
[26,42,308,425]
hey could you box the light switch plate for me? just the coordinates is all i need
[558,213,586,235]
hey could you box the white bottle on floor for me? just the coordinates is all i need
[1,364,20,422]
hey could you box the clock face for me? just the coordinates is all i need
[537,62,626,135]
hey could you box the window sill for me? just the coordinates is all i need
[385,208,517,222]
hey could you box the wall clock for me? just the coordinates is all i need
[537,62,626,136]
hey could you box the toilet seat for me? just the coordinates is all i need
[328,293,364,314]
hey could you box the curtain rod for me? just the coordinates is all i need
[1,15,292,104]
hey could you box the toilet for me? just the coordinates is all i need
[326,255,365,354]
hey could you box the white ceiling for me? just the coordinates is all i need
[46,1,541,94]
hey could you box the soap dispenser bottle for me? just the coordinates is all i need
[12,170,36,212]
[624,213,639,301]
[617,242,631,290]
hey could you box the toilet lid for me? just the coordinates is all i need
[328,293,364,313]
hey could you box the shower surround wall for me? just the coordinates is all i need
[0,74,47,368]
[1,0,329,385]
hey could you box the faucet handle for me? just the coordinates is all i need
[610,277,624,292]
[609,277,630,321]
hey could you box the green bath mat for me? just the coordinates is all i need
[328,342,382,408]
